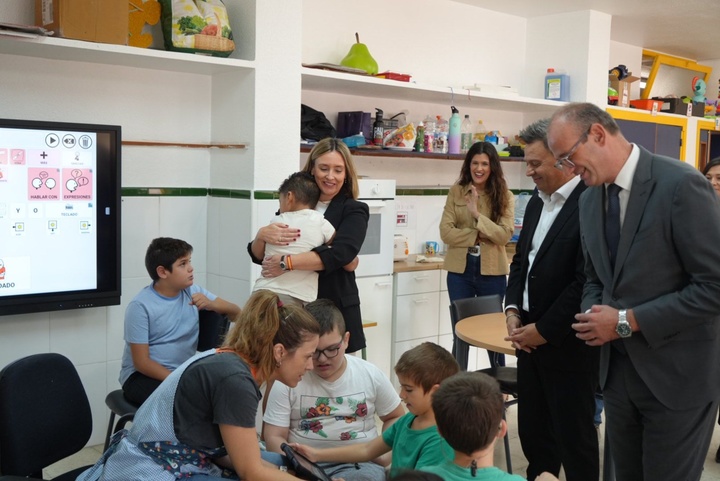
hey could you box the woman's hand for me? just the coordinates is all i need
[465,185,480,220]
[257,223,301,246]
[261,255,284,278]
[289,443,319,462]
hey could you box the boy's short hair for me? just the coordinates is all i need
[279,172,321,208]
[432,372,504,456]
[394,342,459,393]
[145,237,193,282]
[304,298,345,336]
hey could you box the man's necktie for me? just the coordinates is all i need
[605,183,621,269]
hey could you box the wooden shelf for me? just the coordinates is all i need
[124,141,247,149]
[0,35,255,75]
[301,67,564,114]
[300,144,523,162]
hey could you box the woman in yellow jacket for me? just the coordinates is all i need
[440,142,514,370]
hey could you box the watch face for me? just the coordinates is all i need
[616,321,632,338]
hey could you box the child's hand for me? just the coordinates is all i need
[190,293,212,310]
[289,443,318,462]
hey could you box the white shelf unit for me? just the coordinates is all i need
[301,67,565,114]
[0,35,255,75]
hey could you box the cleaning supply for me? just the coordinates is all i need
[414,122,425,152]
[448,106,461,154]
[545,68,570,101]
[460,114,473,154]
[373,108,384,145]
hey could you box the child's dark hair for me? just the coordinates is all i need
[279,171,321,208]
[394,342,459,393]
[388,469,444,481]
[304,298,345,336]
[432,372,504,456]
[145,237,193,282]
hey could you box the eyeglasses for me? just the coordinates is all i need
[554,128,590,171]
[312,340,343,360]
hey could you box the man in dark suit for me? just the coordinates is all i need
[547,102,720,481]
[505,118,599,481]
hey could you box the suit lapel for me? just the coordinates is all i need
[613,149,655,282]
[533,182,585,264]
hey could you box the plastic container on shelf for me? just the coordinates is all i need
[414,122,425,152]
[473,120,487,143]
[435,115,449,154]
[448,106,461,154]
[423,115,436,153]
[544,68,570,101]
[460,114,473,154]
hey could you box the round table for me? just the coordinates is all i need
[455,312,515,356]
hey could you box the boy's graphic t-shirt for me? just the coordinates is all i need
[263,355,401,447]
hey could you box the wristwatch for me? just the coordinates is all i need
[616,309,632,338]
[279,255,289,271]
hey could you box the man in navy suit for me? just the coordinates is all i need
[505,118,599,481]
[548,102,720,481]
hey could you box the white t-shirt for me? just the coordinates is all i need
[253,209,335,302]
[263,355,401,447]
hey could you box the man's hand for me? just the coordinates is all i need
[505,323,547,353]
[572,305,626,346]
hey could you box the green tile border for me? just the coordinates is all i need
[120,187,535,198]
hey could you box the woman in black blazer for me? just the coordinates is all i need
[248,138,369,353]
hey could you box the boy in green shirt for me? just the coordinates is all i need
[421,372,559,481]
[291,342,459,475]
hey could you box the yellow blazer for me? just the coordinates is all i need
[440,184,514,276]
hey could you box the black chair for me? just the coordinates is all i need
[449,294,518,473]
[0,353,93,481]
[103,309,232,450]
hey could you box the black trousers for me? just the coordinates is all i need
[122,371,162,406]
[517,349,600,481]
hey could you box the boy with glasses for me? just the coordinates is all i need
[263,299,405,481]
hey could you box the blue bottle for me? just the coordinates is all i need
[545,68,570,101]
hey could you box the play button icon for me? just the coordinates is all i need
[46,133,60,147]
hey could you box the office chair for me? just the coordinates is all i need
[0,353,93,481]
[449,294,518,473]
[103,309,232,450]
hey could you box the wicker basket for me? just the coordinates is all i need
[194,13,234,52]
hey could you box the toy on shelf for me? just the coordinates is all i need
[692,76,707,103]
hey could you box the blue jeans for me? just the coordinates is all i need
[447,253,507,370]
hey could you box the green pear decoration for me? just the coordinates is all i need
[340,32,379,75]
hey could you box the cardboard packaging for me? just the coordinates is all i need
[653,97,706,117]
[609,74,640,108]
[35,0,128,45]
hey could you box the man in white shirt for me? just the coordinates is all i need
[505,118,599,481]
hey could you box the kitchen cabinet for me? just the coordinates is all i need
[615,119,682,158]
[392,268,486,387]
[356,275,394,380]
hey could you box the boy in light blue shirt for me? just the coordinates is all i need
[119,237,240,405]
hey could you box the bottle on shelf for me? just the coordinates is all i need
[460,114,473,154]
[448,106,461,154]
[544,68,570,101]
[423,114,436,153]
[473,120,487,143]
[414,121,425,152]
[373,108,385,146]
[435,115,448,154]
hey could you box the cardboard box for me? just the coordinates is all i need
[35,0,128,45]
[652,97,705,116]
[609,74,640,108]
